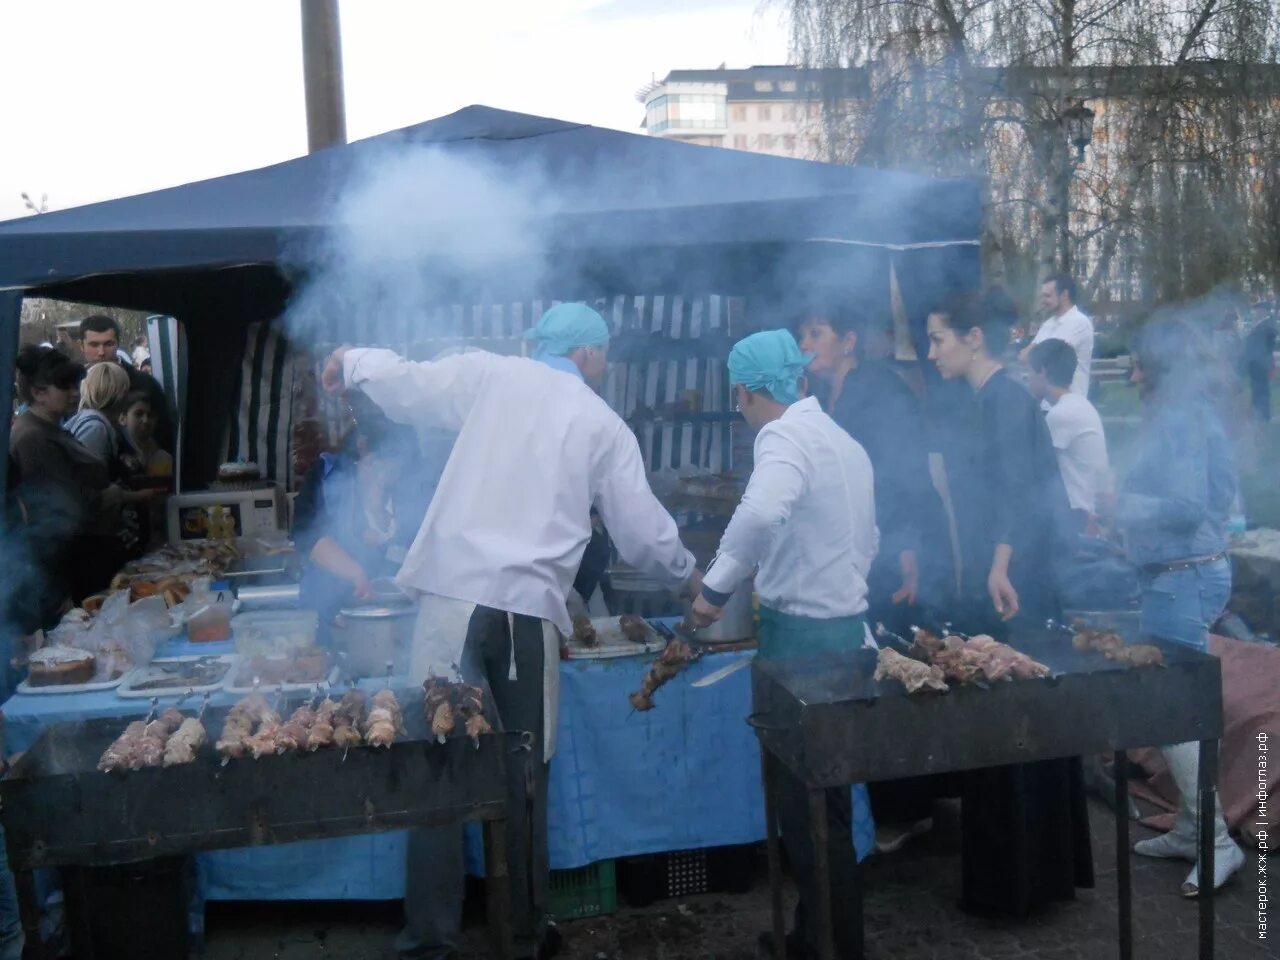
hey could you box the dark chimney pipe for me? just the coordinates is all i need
[300,0,347,153]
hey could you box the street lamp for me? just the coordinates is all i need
[1063,100,1096,165]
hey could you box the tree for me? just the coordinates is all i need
[787,0,1280,309]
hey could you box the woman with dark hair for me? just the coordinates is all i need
[7,347,115,626]
[293,397,428,629]
[925,291,1093,918]
[1121,317,1245,895]
[926,290,1073,625]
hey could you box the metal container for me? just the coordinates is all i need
[686,586,754,642]
[331,580,416,678]
[235,583,301,610]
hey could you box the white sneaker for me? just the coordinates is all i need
[1181,837,1246,897]
[1133,827,1197,861]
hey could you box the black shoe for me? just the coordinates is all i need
[757,930,813,960]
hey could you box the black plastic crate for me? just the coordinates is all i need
[617,843,757,907]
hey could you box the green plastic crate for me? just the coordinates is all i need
[547,859,617,921]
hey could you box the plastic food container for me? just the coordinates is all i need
[186,596,236,643]
[230,609,319,656]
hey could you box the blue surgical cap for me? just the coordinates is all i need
[523,303,610,359]
[727,330,813,405]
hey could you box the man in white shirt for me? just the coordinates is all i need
[322,302,698,960]
[1021,273,1094,397]
[1026,338,1111,533]
[691,329,877,960]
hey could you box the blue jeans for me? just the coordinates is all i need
[1139,558,1232,652]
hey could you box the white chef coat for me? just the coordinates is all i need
[1032,306,1094,397]
[1045,392,1110,515]
[343,347,694,636]
[702,396,878,618]
[345,347,694,762]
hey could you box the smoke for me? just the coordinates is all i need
[283,143,564,349]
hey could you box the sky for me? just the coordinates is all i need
[0,0,789,222]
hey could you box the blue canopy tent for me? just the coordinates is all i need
[0,104,981,489]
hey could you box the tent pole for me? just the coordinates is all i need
[0,292,22,506]
[300,0,347,152]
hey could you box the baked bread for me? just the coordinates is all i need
[28,647,97,687]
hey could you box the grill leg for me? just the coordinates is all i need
[760,745,786,960]
[808,787,835,960]
[1197,739,1218,960]
[1113,751,1131,960]
[483,817,514,960]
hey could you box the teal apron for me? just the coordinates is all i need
[755,604,875,862]
[756,605,868,661]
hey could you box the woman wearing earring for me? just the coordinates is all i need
[926,289,1093,918]
[926,289,1074,628]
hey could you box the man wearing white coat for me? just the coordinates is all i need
[692,329,878,960]
[322,303,699,960]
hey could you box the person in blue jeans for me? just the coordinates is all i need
[1117,317,1245,897]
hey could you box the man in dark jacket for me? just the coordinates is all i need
[77,315,173,449]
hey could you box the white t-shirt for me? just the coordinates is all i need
[1032,305,1094,396]
[1045,393,1110,514]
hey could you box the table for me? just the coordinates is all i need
[751,632,1224,960]
[1,651,876,905]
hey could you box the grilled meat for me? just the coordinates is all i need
[874,647,950,694]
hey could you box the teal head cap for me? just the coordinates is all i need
[523,302,611,359]
[727,329,814,405]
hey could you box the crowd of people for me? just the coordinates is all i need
[6,316,172,640]
[307,283,1249,960]
[0,284,1258,960]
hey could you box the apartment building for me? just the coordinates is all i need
[638,65,865,159]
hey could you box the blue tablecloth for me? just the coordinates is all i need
[3,651,873,901]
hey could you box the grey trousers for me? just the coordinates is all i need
[776,763,862,959]
[397,606,550,960]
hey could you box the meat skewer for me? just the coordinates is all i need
[628,637,700,711]
[873,647,950,694]
[1071,626,1164,667]
[420,677,492,744]
[362,690,404,748]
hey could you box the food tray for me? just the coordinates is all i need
[565,617,667,660]
[15,673,127,696]
[223,663,339,694]
[117,655,239,698]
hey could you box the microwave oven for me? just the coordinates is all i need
[166,487,285,545]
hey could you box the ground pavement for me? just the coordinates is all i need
[202,797,1267,959]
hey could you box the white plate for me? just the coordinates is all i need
[117,655,239,698]
[564,617,667,660]
[16,673,126,695]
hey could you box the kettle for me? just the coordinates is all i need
[686,584,754,642]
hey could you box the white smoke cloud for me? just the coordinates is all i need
[283,142,562,347]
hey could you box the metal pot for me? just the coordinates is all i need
[689,586,754,642]
[331,580,416,678]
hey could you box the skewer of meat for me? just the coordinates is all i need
[162,717,208,767]
[873,647,949,694]
[627,637,700,711]
[362,690,404,748]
